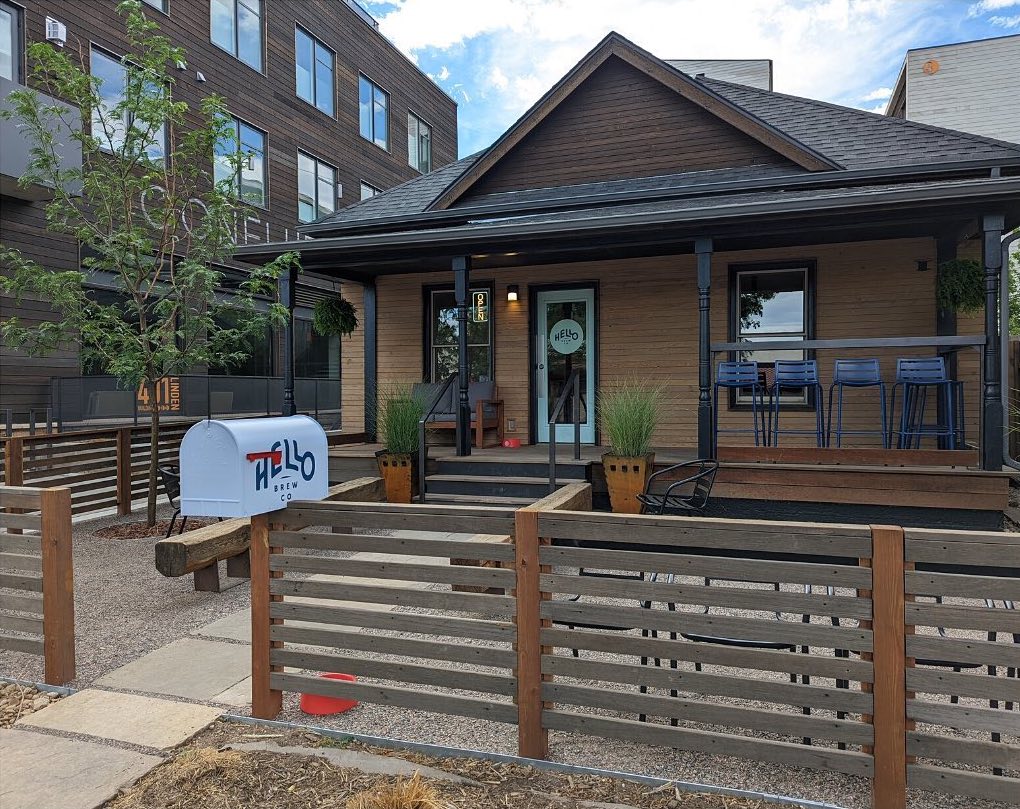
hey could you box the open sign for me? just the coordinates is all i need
[549,319,583,354]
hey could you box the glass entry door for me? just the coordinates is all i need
[535,288,595,444]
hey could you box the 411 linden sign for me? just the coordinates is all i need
[136,377,182,413]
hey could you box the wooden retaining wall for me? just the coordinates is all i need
[0,485,74,684]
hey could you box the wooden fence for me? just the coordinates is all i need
[0,485,75,684]
[250,487,1019,809]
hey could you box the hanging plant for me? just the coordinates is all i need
[312,295,359,338]
[936,259,984,314]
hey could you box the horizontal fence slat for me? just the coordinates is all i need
[540,573,873,620]
[269,531,515,563]
[905,539,1020,567]
[0,613,43,636]
[0,535,42,556]
[542,682,874,746]
[906,602,1020,633]
[268,554,515,589]
[276,506,515,535]
[539,546,872,589]
[0,488,41,509]
[271,672,518,724]
[0,592,44,615]
[540,627,874,683]
[907,699,1020,736]
[0,632,44,655]
[907,764,1020,804]
[904,527,1020,546]
[543,654,872,714]
[907,732,1020,771]
[269,602,516,642]
[537,513,872,557]
[542,711,873,777]
[0,513,42,531]
[0,572,43,593]
[542,601,873,653]
[270,579,516,616]
[904,570,1020,600]
[907,635,1020,668]
[271,648,516,696]
[907,667,1020,702]
[271,624,516,668]
[0,553,42,573]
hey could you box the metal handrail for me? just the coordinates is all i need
[418,373,458,503]
[548,368,582,493]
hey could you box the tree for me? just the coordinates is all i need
[1008,233,1020,336]
[0,0,299,525]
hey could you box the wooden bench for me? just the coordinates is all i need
[154,477,385,591]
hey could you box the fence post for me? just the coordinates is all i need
[40,487,75,685]
[250,512,283,718]
[869,525,907,809]
[116,427,133,516]
[5,437,23,486]
[514,507,549,760]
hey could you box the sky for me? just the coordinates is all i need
[359,0,1020,158]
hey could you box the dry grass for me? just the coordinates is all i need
[346,773,449,809]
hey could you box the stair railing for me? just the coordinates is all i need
[418,373,458,504]
[548,368,582,493]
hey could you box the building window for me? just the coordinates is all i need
[0,1,20,82]
[295,27,333,115]
[142,0,168,13]
[427,287,493,382]
[730,265,813,404]
[214,116,267,207]
[295,317,339,378]
[358,75,388,149]
[407,112,432,173]
[297,151,337,223]
[89,47,166,160]
[211,0,262,71]
[360,182,380,201]
[209,310,273,376]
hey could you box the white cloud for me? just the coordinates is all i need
[989,13,1020,25]
[488,65,509,91]
[968,0,1020,17]
[438,65,451,80]
[861,86,893,101]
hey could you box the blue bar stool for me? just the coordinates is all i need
[826,359,888,448]
[713,361,765,453]
[890,357,956,449]
[770,360,824,447]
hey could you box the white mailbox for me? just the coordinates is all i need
[179,416,329,517]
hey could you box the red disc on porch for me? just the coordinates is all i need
[503,438,521,448]
[299,673,359,715]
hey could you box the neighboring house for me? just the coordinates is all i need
[0,0,457,419]
[886,33,1020,143]
[667,59,772,90]
[238,32,1020,476]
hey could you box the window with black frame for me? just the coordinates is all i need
[294,317,339,378]
[0,1,21,82]
[427,288,492,382]
[208,310,273,377]
[733,266,811,404]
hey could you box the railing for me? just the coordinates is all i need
[417,373,457,504]
[548,368,582,493]
[0,484,75,684]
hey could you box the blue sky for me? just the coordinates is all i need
[361,0,1020,158]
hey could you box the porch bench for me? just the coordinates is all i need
[414,381,504,448]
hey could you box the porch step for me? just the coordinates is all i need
[434,458,591,480]
[420,492,538,507]
[426,473,582,500]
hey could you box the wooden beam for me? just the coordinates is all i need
[514,508,548,759]
[40,487,74,685]
[250,512,282,719]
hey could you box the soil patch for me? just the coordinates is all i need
[95,519,216,540]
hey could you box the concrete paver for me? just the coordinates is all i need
[0,728,161,809]
[195,610,251,643]
[17,689,222,750]
[95,638,250,700]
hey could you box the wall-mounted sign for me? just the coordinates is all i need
[471,291,489,323]
[137,377,181,413]
[549,319,584,354]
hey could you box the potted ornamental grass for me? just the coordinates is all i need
[600,381,664,513]
[375,384,427,503]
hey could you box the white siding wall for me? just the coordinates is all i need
[667,59,772,90]
[903,35,1020,144]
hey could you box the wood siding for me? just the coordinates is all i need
[342,237,981,449]
[667,59,772,90]
[462,55,796,200]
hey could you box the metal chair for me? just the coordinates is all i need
[158,465,185,537]
[890,357,957,449]
[713,361,766,452]
[636,459,719,516]
[770,360,824,447]
[827,359,888,448]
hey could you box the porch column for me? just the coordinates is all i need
[696,238,714,459]
[363,280,378,442]
[981,213,1004,470]
[454,256,472,456]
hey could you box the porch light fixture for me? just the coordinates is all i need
[507,284,519,302]
[916,259,929,272]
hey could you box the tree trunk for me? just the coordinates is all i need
[146,380,161,527]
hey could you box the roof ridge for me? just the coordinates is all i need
[700,76,1020,154]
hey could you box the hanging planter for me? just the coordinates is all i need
[936,259,984,314]
[312,296,359,338]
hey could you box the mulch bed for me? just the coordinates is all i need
[106,721,790,809]
[95,519,216,540]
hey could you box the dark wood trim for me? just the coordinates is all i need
[363,280,377,441]
[421,279,495,384]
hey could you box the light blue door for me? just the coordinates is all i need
[535,288,596,444]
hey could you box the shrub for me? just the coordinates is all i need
[599,381,664,458]
[378,384,426,455]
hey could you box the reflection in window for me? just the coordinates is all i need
[211,0,262,71]
[429,289,492,381]
[209,310,273,376]
[295,318,339,378]
[358,75,388,149]
[297,151,337,223]
[214,116,267,207]
[90,47,166,159]
[407,112,431,173]
[0,2,18,82]
[360,182,380,201]
[142,0,168,12]
[295,27,334,115]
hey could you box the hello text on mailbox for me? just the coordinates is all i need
[246,440,316,501]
